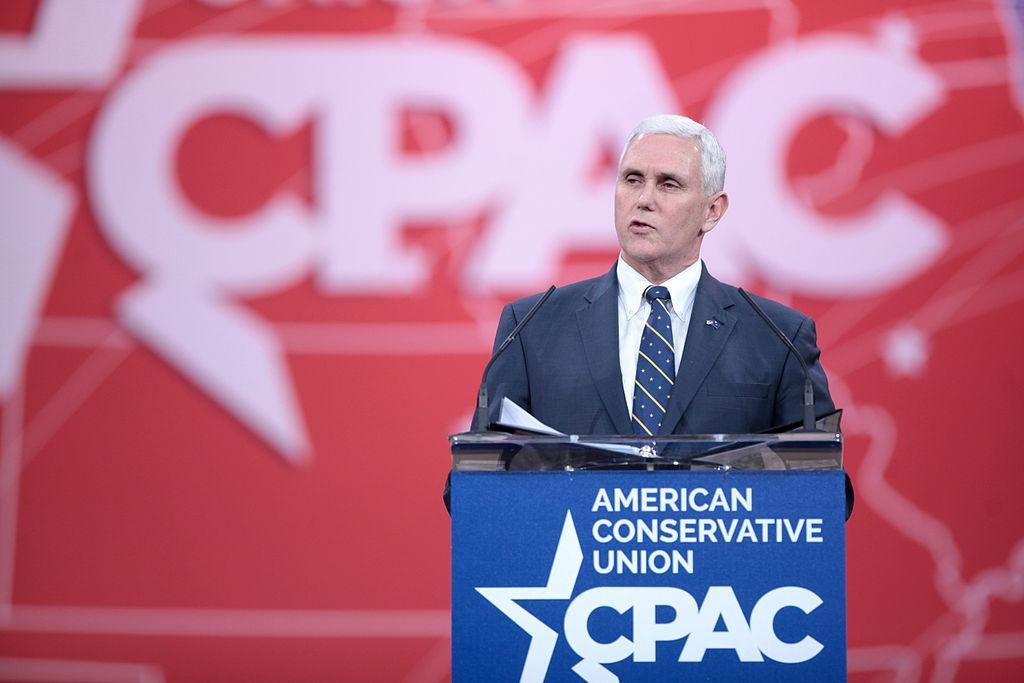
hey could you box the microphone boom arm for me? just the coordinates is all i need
[738,288,817,432]
[474,285,557,431]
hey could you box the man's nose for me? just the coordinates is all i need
[637,181,655,209]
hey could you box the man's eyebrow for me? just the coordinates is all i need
[619,167,685,185]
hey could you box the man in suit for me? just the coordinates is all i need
[475,114,834,435]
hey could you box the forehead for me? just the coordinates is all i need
[619,133,700,173]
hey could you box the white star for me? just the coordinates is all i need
[883,324,929,377]
[876,13,919,54]
[476,511,583,683]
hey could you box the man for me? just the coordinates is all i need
[474,114,834,435]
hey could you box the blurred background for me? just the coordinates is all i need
[1,0,1022,680]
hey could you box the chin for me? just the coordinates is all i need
[624,247,661,265]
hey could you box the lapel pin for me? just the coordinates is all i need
[705,318,722,329]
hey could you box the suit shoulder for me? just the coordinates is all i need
[746,291,811,325]
[711,277,814,329]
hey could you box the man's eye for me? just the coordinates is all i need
[624,176,641,184]
[661,181,680,190]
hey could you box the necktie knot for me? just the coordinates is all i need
[644,285,671,304]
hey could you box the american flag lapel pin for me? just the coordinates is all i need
[705,318,722,329]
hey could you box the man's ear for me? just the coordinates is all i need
[702,192,729,234]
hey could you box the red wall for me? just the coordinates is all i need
[1,1,1022,680]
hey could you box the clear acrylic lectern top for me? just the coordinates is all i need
[450,430,842,473]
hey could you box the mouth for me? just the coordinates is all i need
[629,220,655,232]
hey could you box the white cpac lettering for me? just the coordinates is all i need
[705,30,947,295]
[92,37,532,294]
[750,586,824,663]
[563,585,824,683]
[678,586,763,662]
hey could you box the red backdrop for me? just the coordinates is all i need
[1,0,1023,681]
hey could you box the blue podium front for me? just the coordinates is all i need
[452,466,846,682]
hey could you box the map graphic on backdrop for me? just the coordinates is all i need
[1,1,1022,680]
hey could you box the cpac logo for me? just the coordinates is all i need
[477,512,823,683]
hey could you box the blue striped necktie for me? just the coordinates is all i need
[631,285,675,436]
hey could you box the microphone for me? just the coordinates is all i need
[474,285,557,431]
[737,288,817,432]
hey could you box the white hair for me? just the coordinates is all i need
[620,114,726,195]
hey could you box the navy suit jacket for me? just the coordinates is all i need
[475,262,834,434]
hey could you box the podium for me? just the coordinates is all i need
[450,431,846,682]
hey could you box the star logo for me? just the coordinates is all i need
[475,511,583,683]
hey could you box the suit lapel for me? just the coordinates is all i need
[659,267,736,434]
[576,267,632,434]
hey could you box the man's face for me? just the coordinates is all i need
[614,133,726,283]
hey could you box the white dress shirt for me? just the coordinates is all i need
[617,256,702,413]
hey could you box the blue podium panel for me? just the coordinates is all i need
[452,470,846,682]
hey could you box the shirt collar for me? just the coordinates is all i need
[617,256,703,320]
